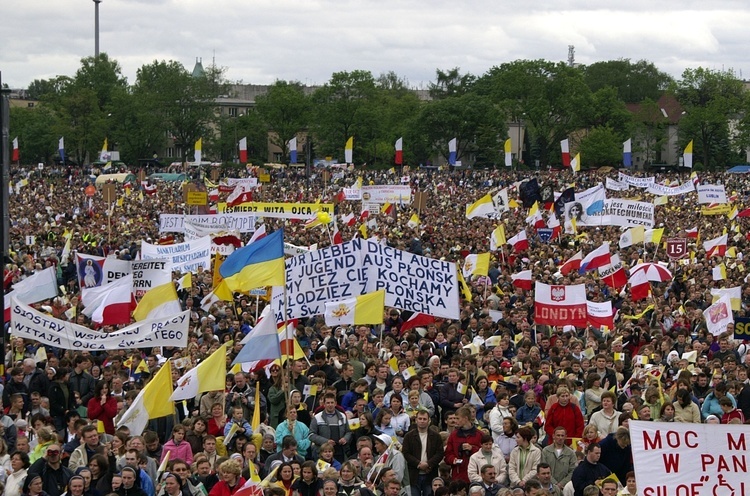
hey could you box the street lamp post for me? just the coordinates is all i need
[93,0,102,58]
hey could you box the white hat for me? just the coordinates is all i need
[374,434,392,448]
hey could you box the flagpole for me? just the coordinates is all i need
[281,283,291,397]
[324,222,333,246]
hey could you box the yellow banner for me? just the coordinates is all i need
[701,204,731,215]
[217,202,334,219]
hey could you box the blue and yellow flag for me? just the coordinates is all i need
[220,229,285,291]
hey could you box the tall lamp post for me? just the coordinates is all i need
[1,72,10,375]
[94,0,102,58]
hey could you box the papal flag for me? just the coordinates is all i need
[683,140,693,169]
[170,343,228,401]
[345,136,354,164]
[504,138,512,167]
[194,138,203,163]
[463,253,490,278]
[324,290,385,326]
[619,226,645,249]
[407,214,420,229]
[466,194,495,219]
[490,225,506,251]
[711,287,741,311]
[117,361,174,435]
[133,282,182,322]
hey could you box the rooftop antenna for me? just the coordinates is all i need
[567,45,575,67]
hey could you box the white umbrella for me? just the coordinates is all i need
[630,262,673,282]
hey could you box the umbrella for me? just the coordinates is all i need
[630,262,673,282]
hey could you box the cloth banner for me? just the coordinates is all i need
[10,297,189,350]
[343,187,362,200]
[586,300,614,329]
[225,177,258,189]
[77,254,131,289]
[565,199,654,229]
[361,185,412,204]
[605,177,630,191]
[159,213,257,233]
[646,180,695,196]
[131,259,173,298]
[631,421,750,496]
[141,236,211,273]
[277,238,459,320]
[217,202,334,219]
[533,282,587,327]
[697,184,728,204]
[618,172,655,188]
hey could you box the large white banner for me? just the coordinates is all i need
[697,184,727,204]
[343,187,362,200]
[631,421,750,496]
[76,254,131,288]
[361,185,412,204]
[141,236,211,273]
[565,199,654,228]
[363,240,459,319]
[226,177,258,189]
[646,180,695,196]
[10,298,189,350]
[618,172,655,188]
[276,238,460,320]
[159,213,256,234]
[130,259,173,298]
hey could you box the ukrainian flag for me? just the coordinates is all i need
[219,229,285,291]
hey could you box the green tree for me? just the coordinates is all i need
[311,70,378,162]
[579,126,622,167]
[255,81,311,160]
[9,105,60,164]
[429,67,476,100]
[476,60,592,166]
[672,68,746,169]
[583,59,672,103]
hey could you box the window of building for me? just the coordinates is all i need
[166,147,175,158]
[228,107,238,117]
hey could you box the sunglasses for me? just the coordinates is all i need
[47,450,61,456]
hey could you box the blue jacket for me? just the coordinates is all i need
[516,403,542,425]
[275,419,311,457]
[701,392,736,418]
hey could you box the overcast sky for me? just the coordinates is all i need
[3,0,750,90]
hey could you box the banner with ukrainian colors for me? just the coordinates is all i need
[217,202,334,219]
[10,297,189,350]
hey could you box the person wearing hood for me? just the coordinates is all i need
[373,433,408,490]
[444,406,483,483]
[115,467,146,496]
[22,474,50,496]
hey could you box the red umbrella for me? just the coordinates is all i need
[630,262,673,282]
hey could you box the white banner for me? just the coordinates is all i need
[141,236,212,273]
[284,242,313,257]
[159,213,256,234]
[276,239,459,320]
[277,239,365,320]
[697,184,727,204]
[605,177,629,191]
[225,177,258,189]
[76,254,132,288]
[363,240,459,319]
[361,185,412,204]
[618,172,655,188]
[130,259,173,298]
[631,421,750,496]
[646,180,695,196]
[343,187,362,200]
[566,199,654,228]
[10,298,189,350]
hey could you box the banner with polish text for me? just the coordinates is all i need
[217,202,334,219]
[618,172,655,188]
[533,282,587,327]
[159,213,257,233]
[141,236,212,273]
[10,297,189,350]
[631,421,750,496]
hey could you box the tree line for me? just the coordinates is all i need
[10,54,750,169]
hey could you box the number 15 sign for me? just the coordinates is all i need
[666,238,688,260]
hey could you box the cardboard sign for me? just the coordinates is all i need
[187,191,208,206]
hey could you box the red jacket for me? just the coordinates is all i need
[209,477,247,496]
[444,426,483,483]
[87,395,118,435]
[545,401,584,442]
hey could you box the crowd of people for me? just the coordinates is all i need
[2,162,750,496]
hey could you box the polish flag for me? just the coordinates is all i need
[597,254,627,289]
[628,270,651,301]
[208,189,219,202]
[248,224,267,244]
[395,137,403,165]
[228,190,253,207]
[511,270,533,290]
[685,227,698,239]
[533,281,587,327]
[81,275,136,326]
[12,137,19,162]
[332,220,343,245]
[579,242,611,273]
[560,250,583,276]
[143,183,157,195]
[400,312,436,334]
[508,229,529,252]
[238,137,248,164]
[703,234,727,258]
[561,139,571,167]
[359,210,370,221]
[342,213,356,226]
